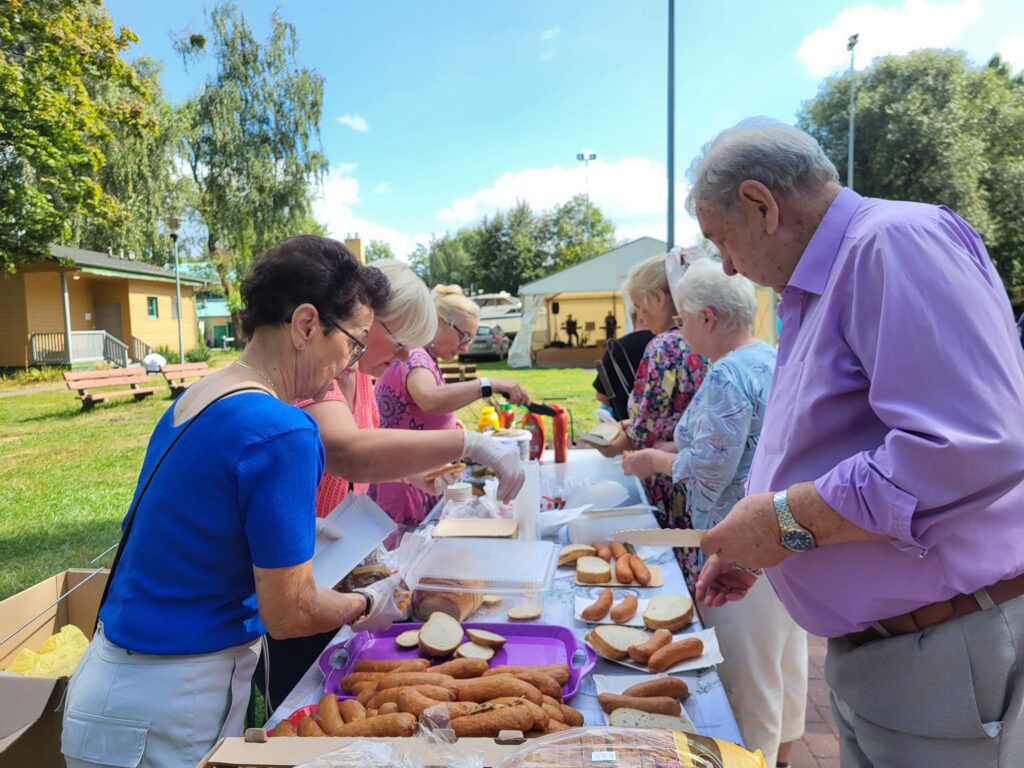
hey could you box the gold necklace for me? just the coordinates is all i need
[235,358,278,395]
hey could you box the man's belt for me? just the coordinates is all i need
[844,572,1024,648]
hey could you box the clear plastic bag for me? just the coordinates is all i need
[496,726,766,768]
[440,479,513,520]
[293,722,485,768]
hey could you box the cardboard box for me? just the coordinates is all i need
[199,734,526,767]
[0,568,108,768]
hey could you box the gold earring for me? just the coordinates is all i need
[297,343,305,350]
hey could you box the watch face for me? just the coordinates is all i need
[782,529,815,552]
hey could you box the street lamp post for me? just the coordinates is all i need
[167,217,184,364]
[847,33,859,190]
[576,150,597,254]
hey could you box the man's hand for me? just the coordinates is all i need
[695,553,758,607]
[700,491,792,570]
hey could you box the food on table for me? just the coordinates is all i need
[374,671,460,693]
[422,462,466,482]
[397,688,448,717]
[613,555,634,585]
[484,663,571,686]
[455,641,496,661]
[339,670,386,692]
[512,669,563,701]
[451,703,535,737]
[418,611,465,656]
[412,586,483,622]
[353,658,429,673]
[627,628,673,664]
[338,698,367,723]
[591,541,613,561]
[367,683,456,710]
[585,625,650,661]
[580,588,613,620]
[621,676,689,700]
[333,712,418,737]
[558,701,585,727]
[558,543,598,567]
[576,556,612,584]
[647,636,704,673]
[597,692,682,716]
[642,593,693,632]
[317,694,346,734]
[630,554,652,586]
[271,720,296,737]
[340,564,392,592]
[429,657,490,678]
[507,601,544,620]
[466,628,508,648]
[608,708,696,731]
[608,541,629,560]
[395,629,420,649]
[455,674,544,704]
[297,716,325,737]
[378,702,399,715]
[487,697,550,732]
[610,595,639,624]
[482,594,503,606]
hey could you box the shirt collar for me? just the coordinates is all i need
[786,187,863,296]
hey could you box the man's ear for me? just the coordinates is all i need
[737,180,780,236]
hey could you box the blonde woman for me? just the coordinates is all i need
[596,252,709,590]
[371,284,531,527]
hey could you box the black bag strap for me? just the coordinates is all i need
[95,386,271,628]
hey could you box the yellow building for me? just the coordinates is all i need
[0,245,204,369]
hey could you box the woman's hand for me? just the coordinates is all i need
[621,448,660,480]
[594,429,632,458]
[462,431,525,502]
[406,465,463,495]
[352,573,410,632]
[493,379,530,406]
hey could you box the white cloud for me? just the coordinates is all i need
[539,50,557,62]
[313,165,420,258]
[374,182,390,194]
[540,26,560,62]
[1000,32,1024,72]
[336,114,369,132]
[435,157,702,247]
[541,26,561,41]
[797,0,982,77]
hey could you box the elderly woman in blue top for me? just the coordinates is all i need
[622,258,807,768]
[62,237,407,768]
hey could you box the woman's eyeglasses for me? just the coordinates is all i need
[380,320,405,353]
[448,321,472,345]
[672,315,685,329]
[328,321,368,368]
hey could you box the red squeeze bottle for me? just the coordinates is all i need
[551,404,569,464]
[522,411,545,461]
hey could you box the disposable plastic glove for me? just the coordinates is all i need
[351,573,410,633]
[462,430,525,503]
[405,465,463,496]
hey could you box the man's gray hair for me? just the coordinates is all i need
[685,118,839,216]
[680,257,758,333]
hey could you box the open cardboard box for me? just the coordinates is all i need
[199,734,527,767]
[0,568,108,768]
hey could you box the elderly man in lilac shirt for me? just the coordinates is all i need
[687,119,1024,767]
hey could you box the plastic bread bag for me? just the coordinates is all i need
[294,738,409,768]
[496,726,767,768]
[475,478,514,519]
[292,726,484,768]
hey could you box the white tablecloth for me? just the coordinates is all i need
[266,449,742,745]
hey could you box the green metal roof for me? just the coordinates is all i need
[49,244,207,286]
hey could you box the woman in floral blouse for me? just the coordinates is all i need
[596,251,708,586]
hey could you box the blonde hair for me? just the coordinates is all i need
[680,257,758,332]
[432,284,480,324]
[622,255,671,311]
[373,259,437,348]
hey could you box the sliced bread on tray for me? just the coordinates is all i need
[576,556,612,584]
[418,611,463,656]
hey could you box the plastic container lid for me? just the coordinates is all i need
[404,537,558,594]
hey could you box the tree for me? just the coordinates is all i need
[472,201,545,293]
[537,194,616,272]
[798,49,1024,297]
[364,239,395,263]
[175,3,327,336]
[0,0,153,272]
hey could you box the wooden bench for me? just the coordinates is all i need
[64,368,159,411]
[161,362,214,398]
[439,363,477,384]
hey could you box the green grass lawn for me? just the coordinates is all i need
[0,364,599,599]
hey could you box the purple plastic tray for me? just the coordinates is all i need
[320,621,596,700]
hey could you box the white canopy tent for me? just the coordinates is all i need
[508,237,667,368]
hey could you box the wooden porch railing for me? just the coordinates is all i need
[130,336,151,362]
[30,330,130,368]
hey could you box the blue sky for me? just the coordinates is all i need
[105,0,1024,258]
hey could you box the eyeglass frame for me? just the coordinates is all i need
[447,320,472,345]
[327,319,369,368]
[380,319,405,353]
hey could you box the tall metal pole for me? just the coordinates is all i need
[172,233,183,363]
[847,34,859,190]
[667,0,675,249]
[584,157,592,250]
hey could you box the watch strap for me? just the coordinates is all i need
[353,588,374,619]
[479,377,493,398]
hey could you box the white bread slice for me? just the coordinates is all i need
[418,611,464,656]
[466,628,507,648]
[576,556,612,584]
[578,422,622,447]
[559,543,598,567]
[506,602,543,621]
[609,707,696,732]
[642,593,693,632]
[586,625,650,660]
[395,629,420,649]
[454,641,496,661]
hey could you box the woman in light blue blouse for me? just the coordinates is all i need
[622,258,806,768]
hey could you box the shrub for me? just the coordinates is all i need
[153,345,180,364]
[186,340,212,363]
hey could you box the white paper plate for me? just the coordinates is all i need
[588,627,722,674]
[574,592,700,630]
[592,673,698,731]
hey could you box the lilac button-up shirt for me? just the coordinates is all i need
[748,188,1024,638]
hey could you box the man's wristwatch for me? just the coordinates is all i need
[479,377,493,399]
[774,489,817,552]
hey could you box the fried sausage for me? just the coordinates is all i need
[486,697,550,732]
[622,676,689,700]
[340,671,386,692]
[332,712,417,737]
[374,672,459,692]
[648,637,705,673]
[581,588,613,621]
[455,675,544,705]
[272,720,296,737]
[338,698,367,724]
[591,541,612,561]
[610,595,639,624]
[627,628,673,663]
[609,541,629,560]
[428,658,490,679]
[513,670,563,702]
[353,658,429,673]
[630,554,652,586]
[597,693,682,716]
[297,716,325,737]
[559,703,584,727]
[317,694,346,735]
[484,664,570,685]
[451,703,535,737]
[614,555,634,585]
[367,684,457,710]
[378,702,399,715]
[397,688,446,717]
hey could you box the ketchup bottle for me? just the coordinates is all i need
[522,411,546,461]
[551,405,569,464]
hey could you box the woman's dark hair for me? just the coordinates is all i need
[240,236,390,338]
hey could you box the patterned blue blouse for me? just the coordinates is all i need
[672,340,777,543]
